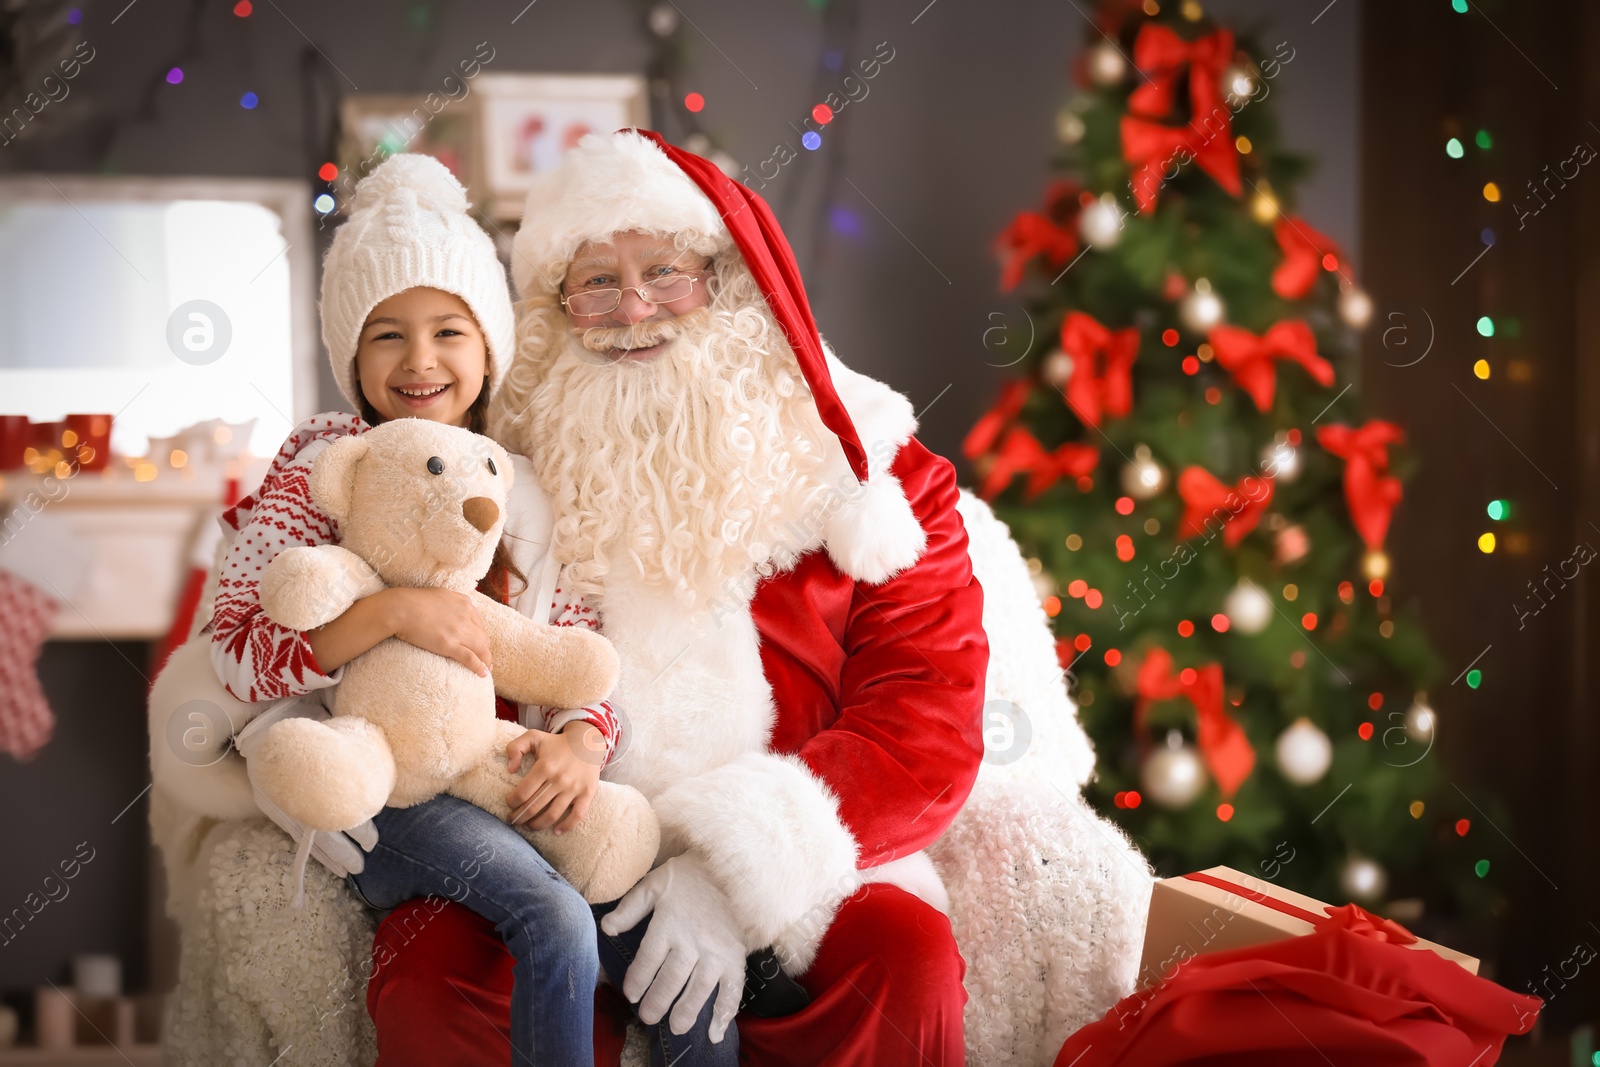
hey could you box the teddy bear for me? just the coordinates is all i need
[244,417,660,904]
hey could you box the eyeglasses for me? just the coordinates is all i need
[560,269,707,317]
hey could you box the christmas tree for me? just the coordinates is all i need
[967,0,1501,922]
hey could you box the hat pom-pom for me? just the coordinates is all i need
[354,154,468,214]
[824,470,927,585]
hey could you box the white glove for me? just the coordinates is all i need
[235,698,378,880]
[600,853,745,1042]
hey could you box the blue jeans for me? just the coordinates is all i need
[347,794,596,1067]
[591,897,740,1067]
[347,794,735,1067]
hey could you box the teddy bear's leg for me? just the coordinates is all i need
[446,720,661,904]
[249,715,398,832]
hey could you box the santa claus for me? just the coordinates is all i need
[362,128,987,1064]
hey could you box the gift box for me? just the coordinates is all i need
[1137,865,1478,988]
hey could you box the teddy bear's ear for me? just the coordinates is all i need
[309,435,371,527]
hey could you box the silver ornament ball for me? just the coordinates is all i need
[1079,194,1125,249]
[1224,63,1257,103]
[1121,444,1167,499]
[1404,697,1435,742]
[1179,279,1226,332]
[1224,581,1274,635]
[1042,348,1074,387]
[1340,856,1388,903]
[1263,436,1300,484]
[1275,717,1332,785]
[1088,40,1127,86]
[1142,731,1207,810]
[1056,109,1087,145]
[1340,285,1374,329]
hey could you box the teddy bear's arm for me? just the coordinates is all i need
[472,593,620,710]
[260,545,388,632]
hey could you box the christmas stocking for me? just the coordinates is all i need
[0,567,59,759]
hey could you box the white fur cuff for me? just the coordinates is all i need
[652,751,860,953]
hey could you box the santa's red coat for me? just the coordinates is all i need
[365,435,989,1065]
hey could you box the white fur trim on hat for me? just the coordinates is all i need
[320,154,515,408]
[510,130,729,300]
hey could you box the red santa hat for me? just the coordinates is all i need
[511,128,870,482]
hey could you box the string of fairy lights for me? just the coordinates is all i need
[1446,118,1512,685]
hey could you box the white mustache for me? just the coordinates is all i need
[575,307,714,354]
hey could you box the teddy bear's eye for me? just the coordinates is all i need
[426,456,445,475]
[486,458,497,476]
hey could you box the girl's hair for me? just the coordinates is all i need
[358,374,529,604]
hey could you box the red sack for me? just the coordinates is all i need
[1055,924,1540,1067]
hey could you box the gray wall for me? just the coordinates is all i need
[2,0,1358,461]
[0,0,1358,998]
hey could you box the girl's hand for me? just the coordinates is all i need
[504,722,604,834]
[383,587,493,676]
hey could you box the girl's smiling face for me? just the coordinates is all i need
[356,287,488,427]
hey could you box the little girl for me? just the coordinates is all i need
[205,154,737,1066]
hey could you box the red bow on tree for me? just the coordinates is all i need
[963,380,1031,459]
[1209,320,1334,412]
[1272,217,1343,300]
[1316,421,1404,550]
[1121,114,1243,214]
[978,427,1100,501]
[1177,467,1274,547]
[1129,25,1234,120]
[996,212,1079,292]
[995,181,1081,291]
[1120,27,1242,216]
[1135,648,1256,797]
[1062,312,1140,427]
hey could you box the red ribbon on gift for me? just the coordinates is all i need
[1129,25,1234,120]
[1181,870,1420,945]
[1316,421,1404,550]
[1062,312,1140,428]
[978,427,1100,502]
[1209,320,1334,412]
[1135,649,1255,797]
[963,380,1031,460]
[1176,466,1273,547]
[1272,217,1343,300]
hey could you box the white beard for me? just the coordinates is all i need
[502,286,837,611]
[489,260,939,975]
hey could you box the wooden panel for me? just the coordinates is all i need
[1360,0,1597,1019]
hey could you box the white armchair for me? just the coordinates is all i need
[148,491,1151,1066]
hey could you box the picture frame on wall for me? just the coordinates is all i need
[473,73,649,220]
[337,93,482,209]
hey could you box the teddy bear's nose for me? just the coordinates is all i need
[462,497,499,533]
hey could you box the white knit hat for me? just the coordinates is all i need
[510,130,730,300]
[320,154,515,408]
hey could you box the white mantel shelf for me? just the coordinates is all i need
[0,459,269,507]
[0,1047,162,1066]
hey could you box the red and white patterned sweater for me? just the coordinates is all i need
[204,412,621,765]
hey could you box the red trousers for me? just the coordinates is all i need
[365,882,967,1066]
